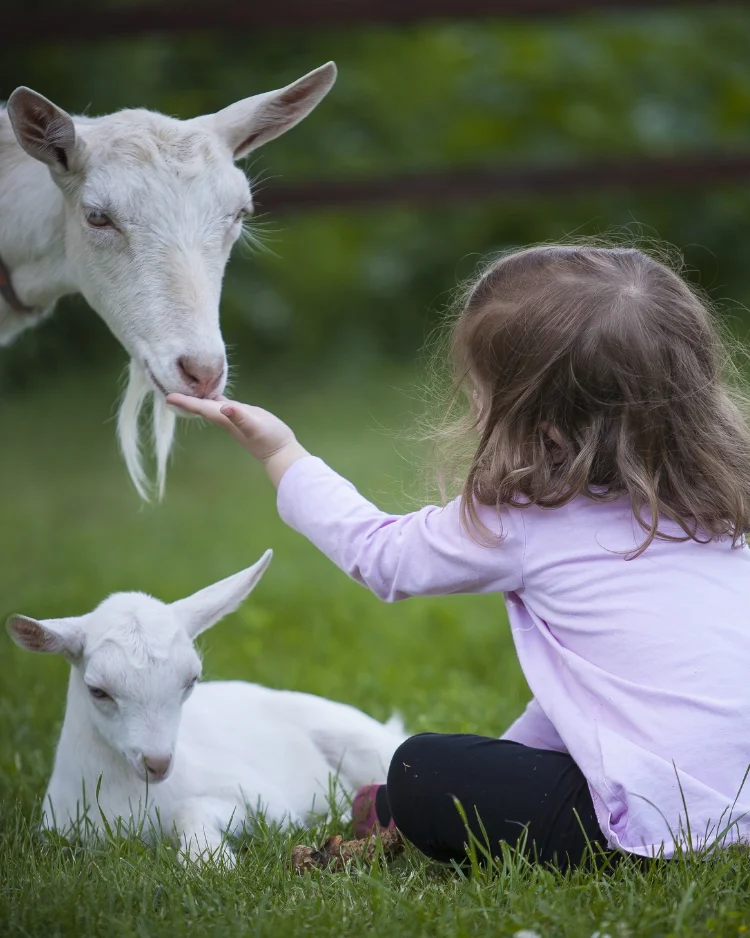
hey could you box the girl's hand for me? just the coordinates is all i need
[166,394,309,487]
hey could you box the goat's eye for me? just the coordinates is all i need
[185,677,198,692]
[88,686,112,701]
[86,210,113,229]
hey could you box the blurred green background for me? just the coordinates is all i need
[4,6,750,934]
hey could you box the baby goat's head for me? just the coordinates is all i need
[6,550,272,784]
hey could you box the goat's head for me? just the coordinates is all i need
[6,64,336,499]
[6,550,272,784]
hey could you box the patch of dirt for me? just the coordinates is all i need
[291,829,404,873]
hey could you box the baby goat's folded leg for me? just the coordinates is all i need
[171,798,237,868]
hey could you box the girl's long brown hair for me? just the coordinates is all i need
[434,244,750,555]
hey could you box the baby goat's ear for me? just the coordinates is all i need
[6,614,86,659]
[172,550,273,639]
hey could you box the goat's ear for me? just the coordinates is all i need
[199,62,337,160]
[6,614,86,659]
[172,550,273,639]
[7,88,83,173]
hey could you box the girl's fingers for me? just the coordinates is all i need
[167,393,257,448]
[167,393,226,422]
[166,392,204,414]
[221,403,272,432]
[219,404,253,428]
[166,394,285,458]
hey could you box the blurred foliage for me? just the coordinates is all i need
[3,6,750,388]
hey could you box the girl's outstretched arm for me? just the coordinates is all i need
[167,394,525,601]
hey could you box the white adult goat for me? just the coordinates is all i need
[0,64,336,498]
[6,550,405,866]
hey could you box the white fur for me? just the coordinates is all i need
[6,551,405,866]
[0,63,337,499]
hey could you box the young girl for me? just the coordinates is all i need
[169,245,750,868]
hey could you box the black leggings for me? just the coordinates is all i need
[380,733,608,870]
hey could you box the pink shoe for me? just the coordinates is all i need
[352,783,396,839]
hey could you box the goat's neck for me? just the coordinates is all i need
[0,108,77,313]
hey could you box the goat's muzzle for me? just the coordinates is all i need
[142,753,173,782]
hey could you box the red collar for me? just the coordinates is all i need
[0,253,34,314]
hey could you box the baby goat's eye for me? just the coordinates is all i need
[87,686,112,701]
[184,676,198,693]
[86,209,114,229]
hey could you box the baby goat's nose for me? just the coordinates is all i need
[177,355,225,399]
[143,753,172,781]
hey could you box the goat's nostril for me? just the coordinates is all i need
[143,754,172,779]
[177,356,201,386]
[176,356,226,398]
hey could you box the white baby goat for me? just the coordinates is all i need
[6,551,406,865]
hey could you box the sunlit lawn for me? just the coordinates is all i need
[1,362,749,937]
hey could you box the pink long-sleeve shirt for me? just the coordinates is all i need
[277,456,750,857]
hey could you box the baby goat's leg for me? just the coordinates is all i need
[171,797,237,868]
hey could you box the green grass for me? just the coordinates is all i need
[1,363,750,937]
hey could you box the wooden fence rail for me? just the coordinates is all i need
[0,0,743,43]
[257,152,750,213]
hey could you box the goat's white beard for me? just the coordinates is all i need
[117,360,177,501]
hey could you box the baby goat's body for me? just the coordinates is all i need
[46,676,404,862]
[7,551,406,864]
